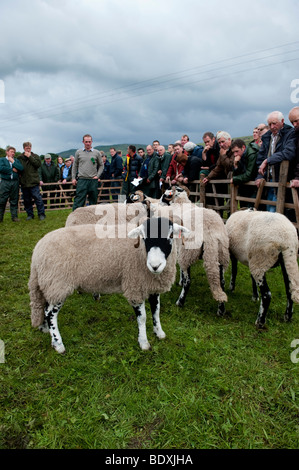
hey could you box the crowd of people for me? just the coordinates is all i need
[0,106,298,223]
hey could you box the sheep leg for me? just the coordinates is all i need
[132,302,151,351]
[44,302,65,354]
[148,294,166,340]
[255,275,271,328]
[251,276,259,302]
[217,265,227,316]
[179,268,184,287]
[229,254,237,292]
[280,256,293,322]
[39,303,50,333]
[176,267,191,307]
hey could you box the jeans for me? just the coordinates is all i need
[22,185,45,217]
[266,187,277,213]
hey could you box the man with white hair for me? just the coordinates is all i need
[255,111,296,212]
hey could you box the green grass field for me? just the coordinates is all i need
[0,210,298,449]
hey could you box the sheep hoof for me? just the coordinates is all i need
[176,299,184,308]
[52,342,66,354]
[155,330,166,340]
[252,295,259,302]
[284,314,292,323]
[139,341,151,351]
[217,302,226,317]
[255,320,267,330]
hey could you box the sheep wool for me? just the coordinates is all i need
[29,218,186,353]
[151,189,230,313]
[226,209,299,326]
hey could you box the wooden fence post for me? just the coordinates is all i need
[230,183,238,213]
[276,160,289,214]
[199,174,206,206]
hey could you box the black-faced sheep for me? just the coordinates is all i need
[29,217,189,354]
[226,209,299,327]
[151,185,230,315]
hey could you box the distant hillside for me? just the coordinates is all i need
[58,144,153,160]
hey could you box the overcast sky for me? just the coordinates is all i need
[1,0,299,155]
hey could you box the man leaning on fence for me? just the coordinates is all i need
[0,146,23,222]
[255,111,297,212]
[289,107,299,190]
[230,138,260,207]
[72,134,104,211]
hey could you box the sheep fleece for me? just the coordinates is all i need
[29,224,177,328]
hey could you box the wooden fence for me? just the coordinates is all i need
[11,161,299,230]
[16,179,124,212]
[189,160,299,230]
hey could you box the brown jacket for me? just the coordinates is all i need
[206,148,233,181]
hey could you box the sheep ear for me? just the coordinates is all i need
[172,223,190,238]
[128,224,146,240]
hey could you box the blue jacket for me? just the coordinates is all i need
[0,157,23,181]
[256,124,296,181]
[110,154,123,178]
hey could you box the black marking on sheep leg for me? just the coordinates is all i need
[132,302,151,350]
[39,302,50,333]
[44,302,65,354]
[229,254,237,292]
[280,255,293,322]
[176,267,191,307]
[251,276,259,302]
[148,294,166,340]
[220,265,225,291]
[255,276,271,328]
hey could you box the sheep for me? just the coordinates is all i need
[29,217,189,354]
[65,201,150,227]
[226,209,299,328]
[151,185,230,315]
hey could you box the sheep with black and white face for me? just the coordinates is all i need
[29,217,189,354]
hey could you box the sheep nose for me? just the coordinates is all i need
[152,264,161,272]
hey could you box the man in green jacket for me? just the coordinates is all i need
[0,146,24,222]
[231,139,260,207]
[18,142,46,220]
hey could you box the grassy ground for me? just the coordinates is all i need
[0,210,298,449]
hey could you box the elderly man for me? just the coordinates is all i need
[289,106,299,189]
[255,111,296,212]
[156,145,172,193]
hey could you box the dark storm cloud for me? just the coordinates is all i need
[0,0,299,153]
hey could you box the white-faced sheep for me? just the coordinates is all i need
[152,185,230,315]
[29,217,189,354]
[65,201,150,227]
[226,209,299,328]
